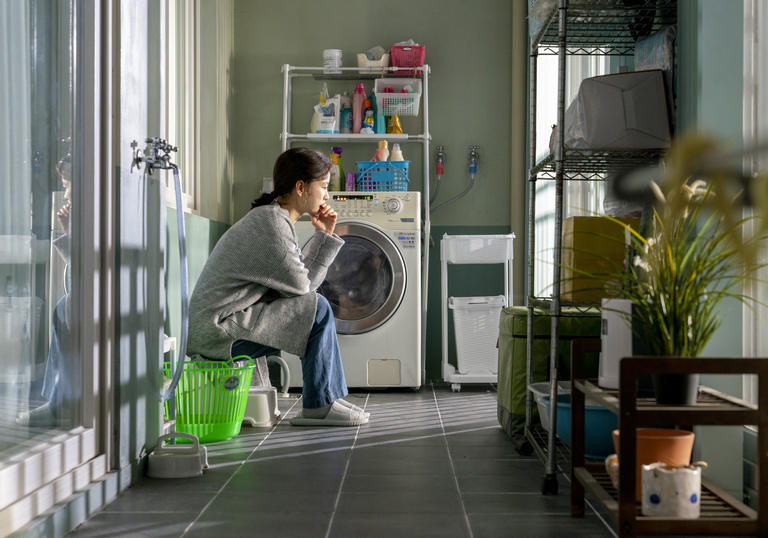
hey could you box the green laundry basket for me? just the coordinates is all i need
[164,355,255,443]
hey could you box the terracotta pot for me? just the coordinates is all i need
[612,428,695,500]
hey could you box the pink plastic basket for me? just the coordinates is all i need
[390,46,426,68]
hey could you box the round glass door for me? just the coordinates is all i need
[317,223,405,334]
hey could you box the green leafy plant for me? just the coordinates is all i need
[599,136,768,357]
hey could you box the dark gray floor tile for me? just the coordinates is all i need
[350,444,447,460]
[468,513,613,538]
[242,450,350,474]
[224,468,343,493]
[445,427,517,446]
[457,468,565,494]
[336,490,463,514]
[330,512,470,538]
[448,444,530,460]
[453,458,545,476]
[204,490,338,514]
[68,511,195,537]
[347,453,452,475]
[97,488,214,513]
[341,473,456,493]
[462,491,573,514]
[187,511,333,538]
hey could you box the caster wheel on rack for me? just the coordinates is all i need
[541,473,559,495]
[451,384,461,392]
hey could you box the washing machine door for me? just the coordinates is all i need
[318,222,406,335]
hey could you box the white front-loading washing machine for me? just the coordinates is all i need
[285,191,421,389]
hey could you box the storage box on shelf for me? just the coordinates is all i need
[390,45,425,68]
[569,352,768,537]
[355,161,409,191]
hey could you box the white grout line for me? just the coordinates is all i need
[179,393,303,536]
[323,393,369,538]
[431,383,474,538]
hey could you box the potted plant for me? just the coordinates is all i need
[590,135,768,404]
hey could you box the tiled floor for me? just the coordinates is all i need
[68,387,614,537]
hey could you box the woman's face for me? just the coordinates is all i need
[303,172,330,215]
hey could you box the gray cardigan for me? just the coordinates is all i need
[188,201,344,359]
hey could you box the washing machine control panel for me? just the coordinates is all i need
[328,192,419,223]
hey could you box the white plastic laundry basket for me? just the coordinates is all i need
[449,295,506,375]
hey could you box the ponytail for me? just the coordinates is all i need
[252,191,279,208]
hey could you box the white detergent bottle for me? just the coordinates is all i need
[389,143,404,161]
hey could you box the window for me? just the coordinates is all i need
[165,0,198,211]
[533,53,609,297]
[742,0,768,405]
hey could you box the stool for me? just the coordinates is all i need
[242,354,291,427]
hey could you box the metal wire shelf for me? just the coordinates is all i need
[530,149,666,180]
[533,0,678,55]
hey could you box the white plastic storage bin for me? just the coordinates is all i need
[374,78,422,116]
[441,234,515,264]
[449,295,506,375]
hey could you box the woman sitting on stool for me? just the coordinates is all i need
[188,147,368,426]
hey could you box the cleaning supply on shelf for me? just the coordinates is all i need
[322,49,342,74]
[374,140,389,161]
[360,98,375,134]
[311,90,340,134]
[369,90,385,134]
[339,93,352,134]
[332,146,344,182]
[352,83,366,134]
[329,152,341,191]
[387,114,403,134]
[390,143,404,161]
[345,172,355,191]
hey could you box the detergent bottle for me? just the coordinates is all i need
[389,143,405,161]
[339,92,352,134]
[329,153,341,191]
[360,99,375,134]
[352,83,366,134]
[332,146,344,182]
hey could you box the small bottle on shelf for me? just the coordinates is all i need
[389,143,404,161]
[352,83,366,134]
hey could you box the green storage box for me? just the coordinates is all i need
[497,306,601,448]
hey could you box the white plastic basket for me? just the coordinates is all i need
[441,234,515,264]
[356,52,390,73]
[374,78,422,116]
[449,295,506,375]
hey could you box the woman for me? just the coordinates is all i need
[188,148,368,426]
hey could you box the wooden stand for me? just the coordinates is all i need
[570,343,768,537]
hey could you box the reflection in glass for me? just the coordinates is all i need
[0,0,80,455]
[319,236,392,321]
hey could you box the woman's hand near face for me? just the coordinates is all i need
[311,203,337,235]
[57,202,71,231]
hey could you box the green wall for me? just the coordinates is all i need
[676,0,744,499]
[230,0,518,227]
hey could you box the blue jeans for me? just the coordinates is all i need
[231,293,348,408]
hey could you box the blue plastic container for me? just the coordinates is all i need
[541,393,617,458]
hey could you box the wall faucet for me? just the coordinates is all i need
[131,137,178,173]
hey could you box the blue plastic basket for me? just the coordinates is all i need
[356,161,409,191]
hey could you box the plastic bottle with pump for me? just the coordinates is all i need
[352,83,366,134]
[389,143,404,161]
